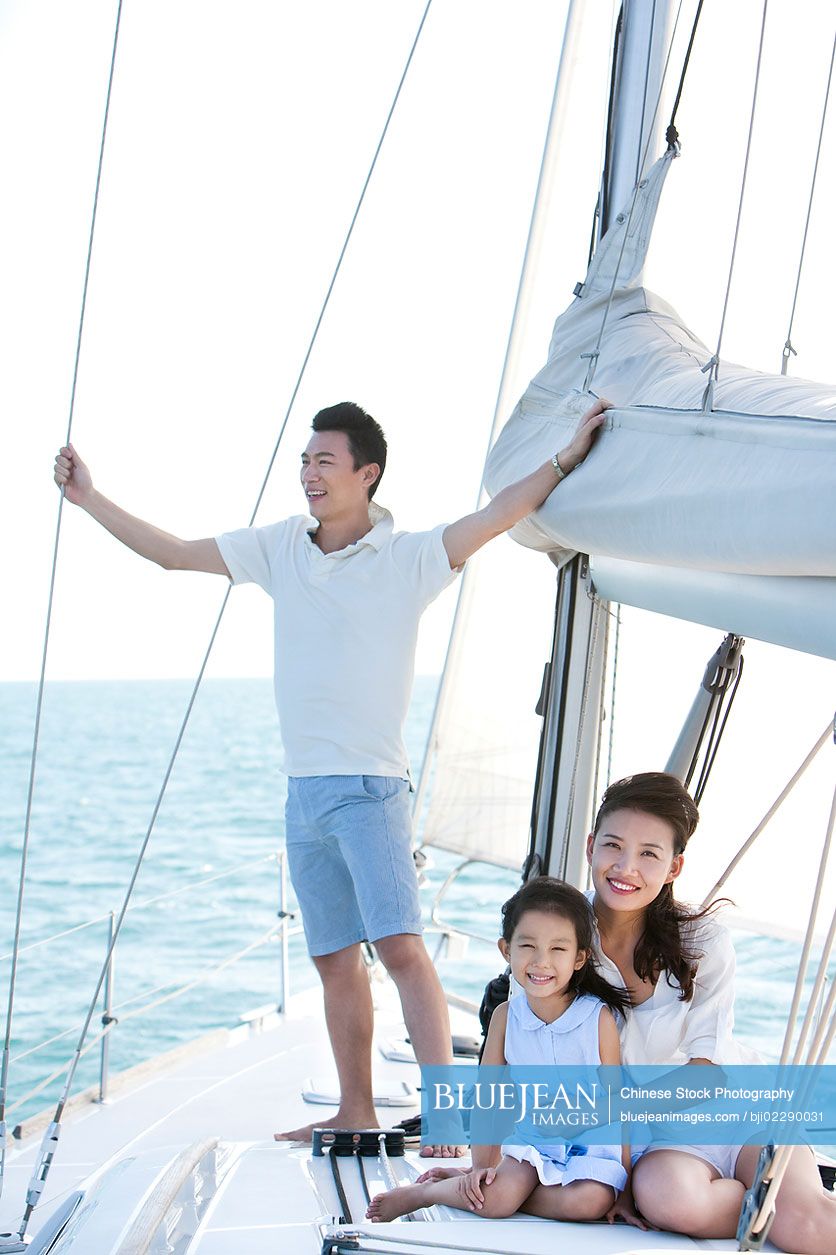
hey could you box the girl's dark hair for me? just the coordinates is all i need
[593,771,722,1002]
[501,877,630,1016]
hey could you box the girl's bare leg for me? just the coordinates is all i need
[520,1178,615,1221]
[367,1157,538,1222]
[735,1145,836,1255]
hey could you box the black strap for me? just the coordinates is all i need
[667,0,705,147]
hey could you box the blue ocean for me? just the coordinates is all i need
[0,678,823,1128]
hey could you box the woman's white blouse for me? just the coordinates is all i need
[591,911,748,1066]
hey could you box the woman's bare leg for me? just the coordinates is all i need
[735,1146,836,1255]
[632,1150,744,1238]
[520,1179,615,1221]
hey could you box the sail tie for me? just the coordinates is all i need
[779,27,836,376]
[3,3,436,1243]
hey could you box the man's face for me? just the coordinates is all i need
[300,430,378,520]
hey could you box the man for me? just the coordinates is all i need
[53,396,608,1150]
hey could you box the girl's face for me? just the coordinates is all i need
[586,807,683,914]
[499,909,587,1002]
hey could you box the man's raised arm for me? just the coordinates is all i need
[442,398,609,570]
[53,444,231,577]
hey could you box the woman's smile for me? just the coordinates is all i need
[605,876,641,895]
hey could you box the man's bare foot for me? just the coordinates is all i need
[274,1112,379,1142]
[367,1184,426,1222]
[419,1143,466,1158]
[416,1163,470,1183]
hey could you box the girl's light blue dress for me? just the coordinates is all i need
[503,992,626,1192]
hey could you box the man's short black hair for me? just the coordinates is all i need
[312,402,387,499]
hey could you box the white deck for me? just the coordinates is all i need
[1,983,764,1253]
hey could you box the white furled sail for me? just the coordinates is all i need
[484,152,836,656]
[416,541,555,870]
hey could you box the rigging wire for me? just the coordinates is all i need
[784,756,836,1067]
[700,720,833,908]
[634,0,659,190]
[5,2,435,1239]
[605,603,622,788]
[780,27,836,375]
[6,927,278,1123]
[702,0,770,412]
[0,852,276,964]
[0,0,125,1212]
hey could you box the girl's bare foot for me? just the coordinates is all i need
[366,1184,426,1222]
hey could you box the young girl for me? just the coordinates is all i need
[366,878,633,1224]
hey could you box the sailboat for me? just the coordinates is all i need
[2,0,835,1251]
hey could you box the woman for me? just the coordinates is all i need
[581,771,835,1253]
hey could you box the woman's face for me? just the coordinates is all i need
[586,807,683,913]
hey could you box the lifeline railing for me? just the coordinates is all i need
[1,849,304,1127]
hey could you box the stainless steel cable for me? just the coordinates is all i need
[7,926,278,1121]
[0,852,277,964]
[0,0,125,1211]
[780,28,836,375]
[703,0,770,411]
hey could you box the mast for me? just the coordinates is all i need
[535,0,675,884]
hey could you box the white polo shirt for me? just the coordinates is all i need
[216,504,459,777]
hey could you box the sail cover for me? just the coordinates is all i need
[484,152,836,657]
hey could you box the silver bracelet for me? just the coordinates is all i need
[551,453,567,482]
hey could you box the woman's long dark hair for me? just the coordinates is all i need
[593,771,724,1002]
[501,877,631,1016]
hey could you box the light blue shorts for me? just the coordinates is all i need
[284,775,422,956]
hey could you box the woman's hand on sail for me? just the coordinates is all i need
[556,396,611,474]
[54,444,92,506]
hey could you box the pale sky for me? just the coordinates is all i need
[3,1,835,935]
[3,0,833,683]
